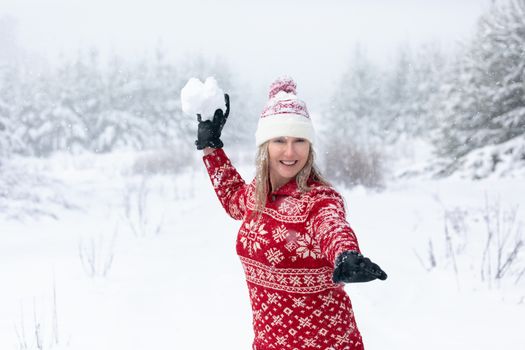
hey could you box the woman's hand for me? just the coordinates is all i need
[195,93,230,150]
[332,250,387,283]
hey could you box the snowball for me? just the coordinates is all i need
[180,77,225,121]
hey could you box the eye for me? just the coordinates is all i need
[272,137,286,144]
[294,138,306,143]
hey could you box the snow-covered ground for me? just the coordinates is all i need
[1,148,524,350]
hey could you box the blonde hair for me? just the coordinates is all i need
[253,141,330,215]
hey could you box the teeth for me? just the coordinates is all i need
[280,160,297,166]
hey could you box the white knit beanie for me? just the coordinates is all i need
[255,76,315,147]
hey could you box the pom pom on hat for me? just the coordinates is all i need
[268,76,297,99]
[255,76,315,147]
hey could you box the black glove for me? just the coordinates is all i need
[195,93,230,150]
[332,250,387,283]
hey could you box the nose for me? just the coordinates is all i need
[284,141,295,157]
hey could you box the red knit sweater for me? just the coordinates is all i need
[204,149,364,350]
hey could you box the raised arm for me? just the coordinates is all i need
[194,93,247,219]
[203,148,248,220]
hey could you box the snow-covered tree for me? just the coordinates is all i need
[95,54,154,152]
[0,65,13,158]
[14,51,98,156]
[435,0,525,160]
[321,44,446,186]
[1,41,257,158]
[0,16,24,159]
[409,44,447,136]
[382,44,446,142]
[381,46,413,142]
[324,46,383,146]
[321,47,386,187]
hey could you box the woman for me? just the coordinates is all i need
[196,77,387,350]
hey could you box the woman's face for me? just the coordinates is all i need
[268,136,310,189]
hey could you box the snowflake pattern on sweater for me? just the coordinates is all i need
[204,149,364,350]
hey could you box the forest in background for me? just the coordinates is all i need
[1,0,524,186]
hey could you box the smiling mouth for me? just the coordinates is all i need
[280,160,298,166]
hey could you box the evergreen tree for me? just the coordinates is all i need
[325,46,383,147]
[131,48,187,150]
[15,53,93,156]
[0,16,24,158]
[381,46,413,143]
[381,44,446,143]
[2,44,256,157]
[0,64,14,159]
[322,47,385,187]
[99,54,152,152]
[436,0,525,159]
[409,44,447,137]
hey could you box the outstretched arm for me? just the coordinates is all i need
[310,190,361,265]
[309,188,387,283]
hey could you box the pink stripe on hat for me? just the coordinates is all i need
[260,99,310,119]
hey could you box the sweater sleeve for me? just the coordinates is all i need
[309,188,361,266]
[202,148,248,220]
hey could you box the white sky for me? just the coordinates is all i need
[2,0,491,109]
